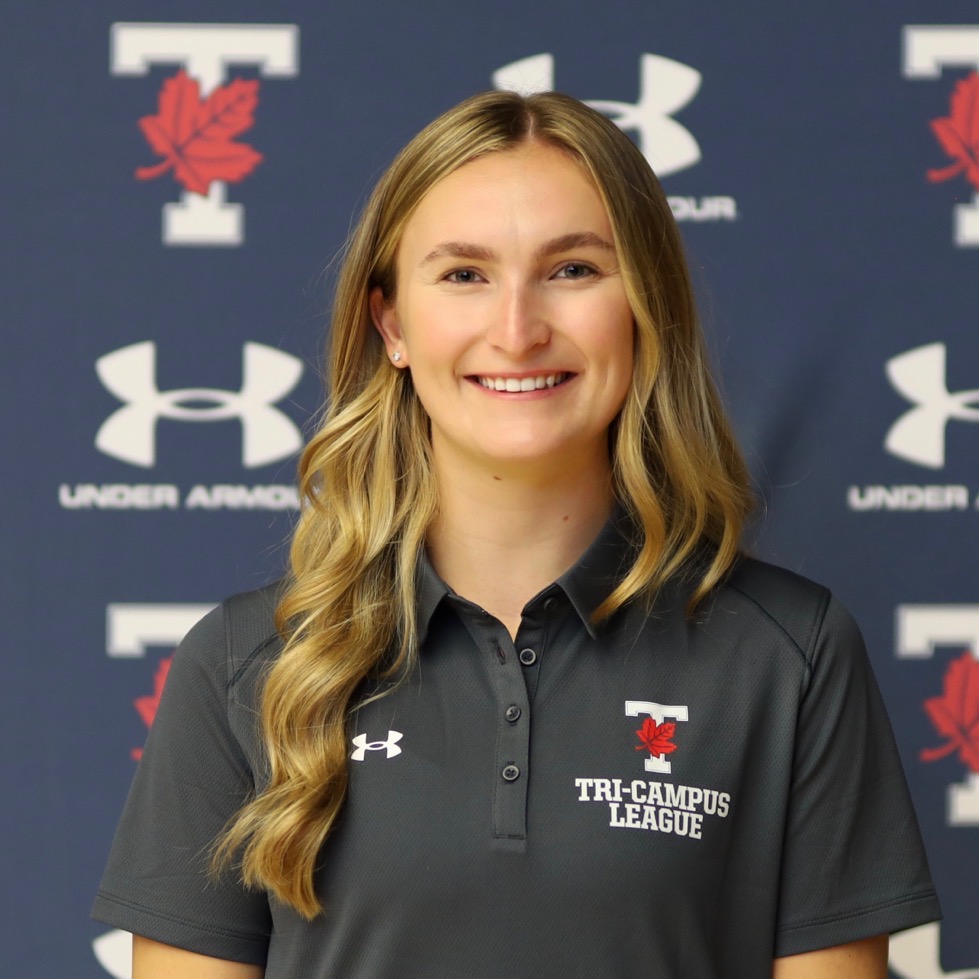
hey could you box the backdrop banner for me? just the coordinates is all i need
[2,3,977,976]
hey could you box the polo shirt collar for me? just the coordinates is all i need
[414,506,637,643]
[415,551,451,645]
[554,505,637,638]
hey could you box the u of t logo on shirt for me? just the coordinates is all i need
[626,701,688,774]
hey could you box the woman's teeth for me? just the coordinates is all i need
[478,373,567,392]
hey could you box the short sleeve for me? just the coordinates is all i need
[91,604,272,965]
[773,597,941,956]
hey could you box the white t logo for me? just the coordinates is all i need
[110,22,299,245]
[903,26,979,246]
[896,604,979,825]
[95,341,304,468]
[350,731,404,761]
[105,603,216,657]
[625,700,689,773]
[885,343,979,469]
[493,53,701,177]
[95,603,216,978]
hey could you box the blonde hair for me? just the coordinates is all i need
[214,90,752,916]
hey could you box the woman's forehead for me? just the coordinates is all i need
[398,143,613,255]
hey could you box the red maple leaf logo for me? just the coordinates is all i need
[920,650,979,774]
[635,717,679,757]
[135,69,263,196]
[130,656,172,761]
[927,71,979,191]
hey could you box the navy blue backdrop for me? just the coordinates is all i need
[2,3,977,975]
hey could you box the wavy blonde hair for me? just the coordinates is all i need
[214,90,752,916]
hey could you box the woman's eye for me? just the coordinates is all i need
[555,262,596,280]
[444,268,483,284]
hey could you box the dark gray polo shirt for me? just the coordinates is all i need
[93,516,940,976]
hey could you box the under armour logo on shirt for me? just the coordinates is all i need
[350,730,403,760]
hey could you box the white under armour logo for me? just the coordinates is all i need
[350,730,403,761]
[493,53,701,177]
[94,341,303,468]
[885,343,979,469]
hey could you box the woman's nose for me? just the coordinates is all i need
[484,283,550,354]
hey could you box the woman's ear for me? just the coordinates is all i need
[369,287,409,367]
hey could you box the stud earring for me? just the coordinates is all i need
[392,351,402,363]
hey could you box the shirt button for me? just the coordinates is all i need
[543,597,556,610]
[505,705,521,723]
[518,647,537,665]
[502,764,520,782]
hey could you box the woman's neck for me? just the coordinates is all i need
[427,455,614,638]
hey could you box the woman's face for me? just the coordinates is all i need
[371,141,634,481]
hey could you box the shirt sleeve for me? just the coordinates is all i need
[91,603,272,965]
[773,596,941,956]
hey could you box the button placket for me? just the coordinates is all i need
[486,629,531,844]
[448,597,547,847]
[514,610,552,702]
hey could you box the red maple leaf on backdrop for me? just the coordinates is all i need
[635,717,679,757]
[135,69,263,196]
[130,656,173,761]
[920,650,979,774]
[927,71,979,191]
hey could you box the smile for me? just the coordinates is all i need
[475,373,569,392]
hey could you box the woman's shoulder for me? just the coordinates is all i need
[161,581,286,764]
[174,580,286,683]
[713,556,860,669]
[221,580,286,671]
[723,555,832,615]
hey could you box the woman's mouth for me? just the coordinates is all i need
[474,372,570,392]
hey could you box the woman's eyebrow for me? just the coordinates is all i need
[421,231,615,266]
[535,231,615,258]
[421,241,497,264]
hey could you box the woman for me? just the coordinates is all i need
[93,91,939,977]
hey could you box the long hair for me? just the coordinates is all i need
[214,90,753,916]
